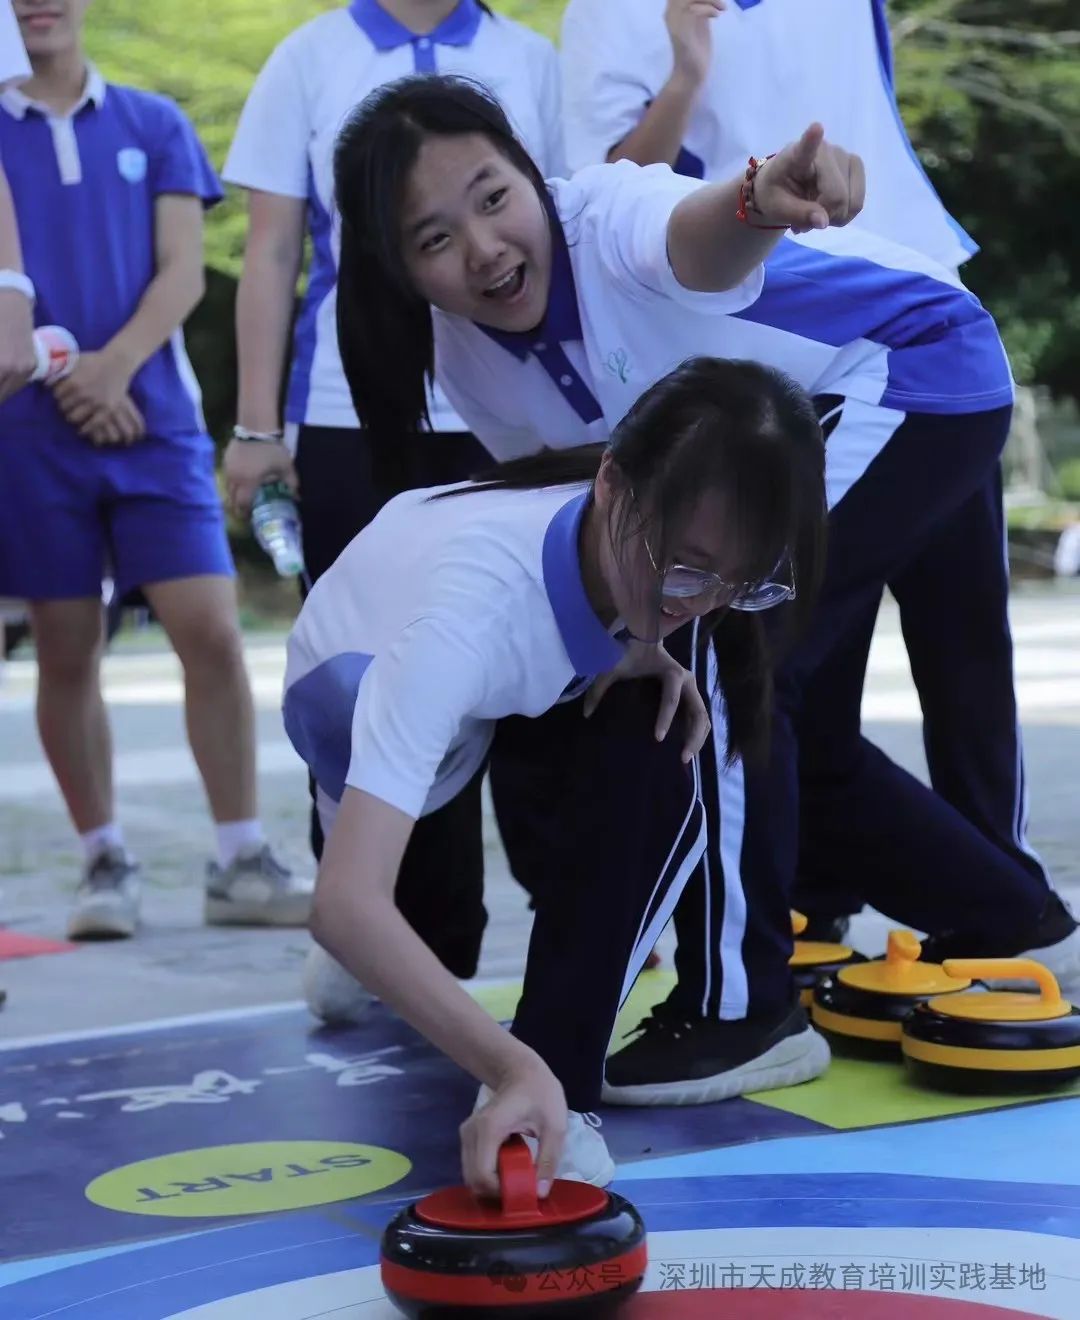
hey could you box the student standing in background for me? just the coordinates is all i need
[0,0,312,940]
[0,0,34,401]
[559,0,1058,951]
[221,5,565,1018]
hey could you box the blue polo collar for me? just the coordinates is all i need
[349,0,483,51]
[542,490,625,678]
[477,205,582,360]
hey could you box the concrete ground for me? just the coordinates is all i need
[2,583,1078,1040]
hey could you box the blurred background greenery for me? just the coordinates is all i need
[82,0,1080,594]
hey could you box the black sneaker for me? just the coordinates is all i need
[918,892,1077,963]
[918,892,1080,1003]
[602,1001,830,1106]
[799,913,852,943]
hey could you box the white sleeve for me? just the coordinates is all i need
[575,161,764,313]
[535,37,567,179]
[0,0,30,91]
[222,36,310,198]
[560,0,656,173]
[346,615,489,819]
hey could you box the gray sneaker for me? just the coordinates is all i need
[67,847,141,940]
[204,844,313,927]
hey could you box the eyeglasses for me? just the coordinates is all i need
[641,530,796,612]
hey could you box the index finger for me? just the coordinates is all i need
[682,680,711,762]
[462,1115,506,1200]
[788,121,825,175]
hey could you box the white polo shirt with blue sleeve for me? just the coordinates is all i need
[223,0,564,439]
[432,161,1012,503]
[560,0,975,272]
[283,480,625,818]
[0,66,223,441]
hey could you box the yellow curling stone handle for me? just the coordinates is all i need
[882,930,923,987]
[791,911,808,936]
[839,929,968,995]
[935,958,1071,1021]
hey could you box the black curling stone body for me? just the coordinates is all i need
[903,1000,1080,1093]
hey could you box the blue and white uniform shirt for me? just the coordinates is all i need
[432,162,1012,470]
[560,0,975,271]
[224,0,565,438]
[283,481,624,818]
[0,66,222,440]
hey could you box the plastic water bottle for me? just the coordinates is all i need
[251,480,305,578]
[30,325,79,383]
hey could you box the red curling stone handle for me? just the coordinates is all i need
[497,1134,540,1219]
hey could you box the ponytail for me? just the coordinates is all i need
[335,216,433,494]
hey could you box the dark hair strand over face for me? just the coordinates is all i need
[436,357,828,766]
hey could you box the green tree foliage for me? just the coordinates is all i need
[84,1,563,277]
[82,0,1078,440]
[890,1,1080,399]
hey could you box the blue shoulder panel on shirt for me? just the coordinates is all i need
[283,652,375,802]
[734,238,1010,412]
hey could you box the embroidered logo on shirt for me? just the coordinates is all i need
[605,348,630,383]
[116,147,148,184]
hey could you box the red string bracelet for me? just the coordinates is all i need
[736,153,788,230]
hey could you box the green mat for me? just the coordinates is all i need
[469,971,1080,1128]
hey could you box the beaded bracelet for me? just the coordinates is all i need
[736,154,788,231]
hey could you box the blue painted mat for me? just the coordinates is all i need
[2,987,1079,1318]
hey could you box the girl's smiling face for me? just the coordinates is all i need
[399,133,553,332]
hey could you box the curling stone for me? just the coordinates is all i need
[380,1135,647,1317]
[902,958,1080,1092]
[790,910,867,1007]
[812,929,971,1056]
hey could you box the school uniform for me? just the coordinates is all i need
[283,480,706,1110]
[224,0,563,864]
[430,159,1070,1094]
[560,0,974,271]
[558,0,1052,937]
[222,0,562,449]
[0,68,231,602]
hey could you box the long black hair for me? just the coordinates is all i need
[440,356,828,766]
[333,74,550,493]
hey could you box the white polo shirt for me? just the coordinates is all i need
[0,1,28,91]
[224,0,564,435]
[283,480,625,818]
[560,0,975,272]
[432,161,1012,472]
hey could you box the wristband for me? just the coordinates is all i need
[232,424,284,444]
[0,269,35,302]
[736,155,788,231]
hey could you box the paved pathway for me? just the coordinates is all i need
[1,584,1077,1038]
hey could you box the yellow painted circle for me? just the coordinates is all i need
[86,1140,411,1218]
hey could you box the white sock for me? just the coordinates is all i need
[80,822,125,865]
[215,819,266,869]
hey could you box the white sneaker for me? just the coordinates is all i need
[303,944,376,1024]
[204,844,314,927]
[67,847,141,939]
[1011,929,1080,1003]
[474,1086,616,1188]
